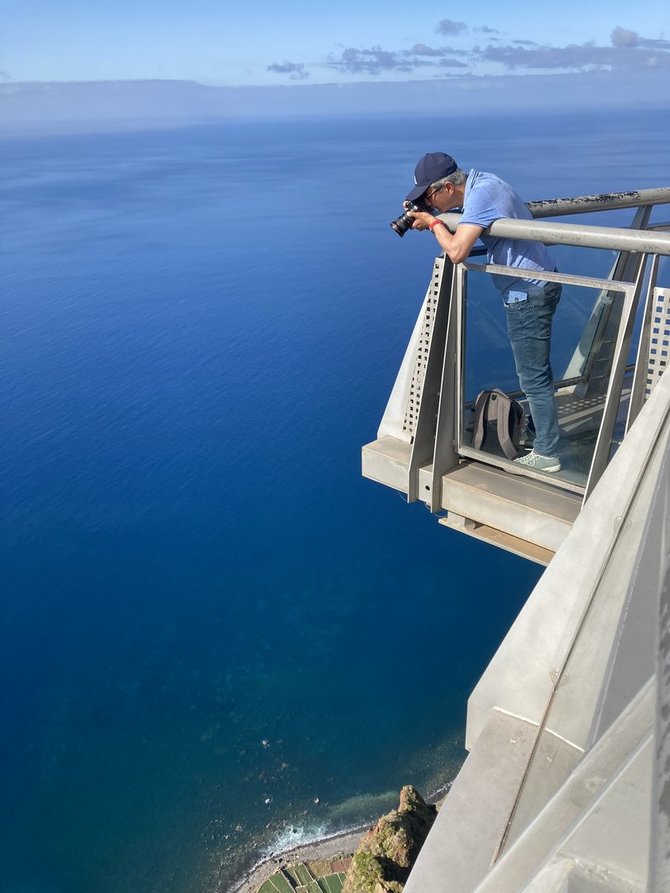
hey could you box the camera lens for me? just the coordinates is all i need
[389,201,425,238]
[390,211,412,237]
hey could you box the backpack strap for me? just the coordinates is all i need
[472,390,493,451]
[492,390,517,459]
[472,388,525,459]
[491,388,524,459]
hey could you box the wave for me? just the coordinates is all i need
[227,778,455,893]
[262,822,331,856]
[227,819,369,893]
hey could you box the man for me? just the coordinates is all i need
[406,152,562,473]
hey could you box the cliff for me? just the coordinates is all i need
[341,786,437,893]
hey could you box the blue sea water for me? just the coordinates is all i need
[1,109,668,893]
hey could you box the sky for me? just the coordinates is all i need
[1,0,669,87]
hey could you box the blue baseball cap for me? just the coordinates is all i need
[405,152,458,202]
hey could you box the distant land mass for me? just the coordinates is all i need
[1,71,668,137]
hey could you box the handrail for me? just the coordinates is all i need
[527,186,670,218]
[435,212,670,255]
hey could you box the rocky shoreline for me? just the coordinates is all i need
[228,825,370,893]
[228,783,450,893]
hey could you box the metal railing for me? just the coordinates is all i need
[427,190,670,496]
[363,187,670,557]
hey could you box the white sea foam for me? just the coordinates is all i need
[227,821,367,893]
[262,822,330,856]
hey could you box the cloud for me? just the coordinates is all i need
[611,26,670,49]
[320,24,669,82]
[410,43,453,57]
[436,19,467,36]
[267,61,309,80]
[327,43,471,76]
[477,35,670,71]
[611,27,639,48]
[475,26,499,35]
[327,46,415,75]
[439,58,469,69]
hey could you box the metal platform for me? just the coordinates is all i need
[363,189,670,559]
[437,461,581,564]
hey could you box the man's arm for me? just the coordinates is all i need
[409,211,483,264]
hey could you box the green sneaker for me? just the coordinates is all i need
[512,449,561,473]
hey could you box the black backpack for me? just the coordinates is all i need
[472,389,525,460]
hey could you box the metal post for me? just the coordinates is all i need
[584,265,646,500]
[429,266,461,512]
[627,255,661,432]
[648,444,670,892]
[407,258,454,502]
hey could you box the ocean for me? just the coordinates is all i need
[1,108,668,893]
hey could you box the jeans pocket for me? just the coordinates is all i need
[506,290,528,305]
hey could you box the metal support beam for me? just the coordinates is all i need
[429,261,461,511]
[406,258,454,502]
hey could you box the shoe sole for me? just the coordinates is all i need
[508,461,561,474]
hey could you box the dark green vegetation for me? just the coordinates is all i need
[258,863,347,893]
[341,787,437,893]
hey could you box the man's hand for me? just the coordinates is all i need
[405,210,485,264]
[407,209,435,231]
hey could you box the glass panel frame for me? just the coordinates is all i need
[454,262,640,495]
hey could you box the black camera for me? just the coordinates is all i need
[390,200,427,237]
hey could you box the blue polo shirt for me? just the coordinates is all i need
[459,169,555,294]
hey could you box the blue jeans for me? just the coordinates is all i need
[503,281,562,458]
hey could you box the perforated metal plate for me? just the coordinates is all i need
[401,263,442,441]
[647,287,670,397]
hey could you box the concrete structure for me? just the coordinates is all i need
[362,189,670,891]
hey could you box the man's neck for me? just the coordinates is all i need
[451,184,466,209]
